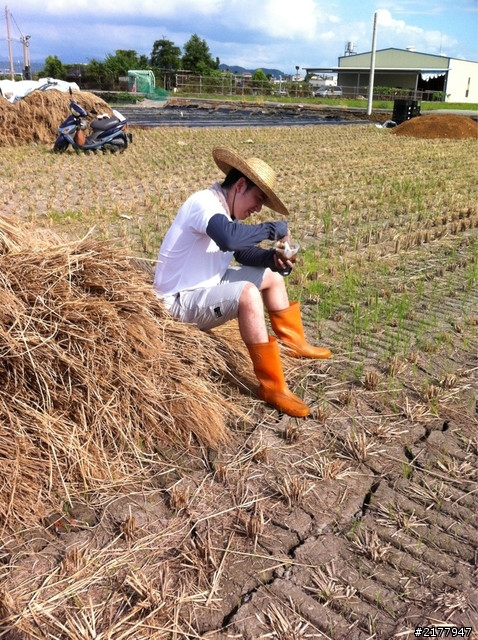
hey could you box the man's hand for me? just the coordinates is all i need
[275,235,298,269]
[273,251,296,272]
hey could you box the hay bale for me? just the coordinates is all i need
[0,89,113,146]
[0,215,251,533]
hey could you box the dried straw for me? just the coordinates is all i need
[0,89,113,146]
[0,215,250,534]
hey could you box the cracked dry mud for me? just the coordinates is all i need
[184,397,477,639]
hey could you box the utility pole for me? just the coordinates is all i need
[366,11,378,116]
[22,34,31,79]
[5,6,15,80]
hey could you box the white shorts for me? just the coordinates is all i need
[167,265,266,330]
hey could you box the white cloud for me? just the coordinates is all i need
[245,0,319,39]
[374,9,458,54]
[224,0,343,41]
[376,9,421,35]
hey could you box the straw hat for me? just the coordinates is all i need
[212,146,288,215]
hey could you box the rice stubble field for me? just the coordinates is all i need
[0,117,477,639]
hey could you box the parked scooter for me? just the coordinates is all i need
[53,93,131,153]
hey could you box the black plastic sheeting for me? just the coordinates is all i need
[119,103,373,128]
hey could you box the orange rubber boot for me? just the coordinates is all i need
[269,301,332,359]
[247,336,310,417]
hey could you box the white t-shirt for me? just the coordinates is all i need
[153,189,233,297]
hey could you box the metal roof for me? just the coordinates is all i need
[305,67,450,73]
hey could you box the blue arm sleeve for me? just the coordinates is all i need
[206,214,288,252]
[234,247,277,269]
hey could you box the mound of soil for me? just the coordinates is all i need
[0,89,113,146]
[392,113,478,139]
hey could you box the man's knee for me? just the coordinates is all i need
[261,268,285,290]
[239,282,262,309]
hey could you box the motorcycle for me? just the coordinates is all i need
[53,93,132,153]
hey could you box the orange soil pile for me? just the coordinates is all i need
[392,113,478,139]
[0,89,113,146]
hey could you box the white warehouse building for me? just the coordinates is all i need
[305,48,478,103]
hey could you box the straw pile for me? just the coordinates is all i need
[392,113,478,139]
[0,215,252,534]
[0,89,113,146]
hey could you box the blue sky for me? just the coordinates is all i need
[3,0,478,74]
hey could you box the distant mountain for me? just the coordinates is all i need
[31,61,45,73]
[219,63,285,78]
[0,59,44,74]
[1,59,287,79]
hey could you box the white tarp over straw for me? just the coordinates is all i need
[0,77,80,103]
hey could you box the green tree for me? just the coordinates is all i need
[252,69,269,93]
[43,55,66,79]
[252,69,268,84]
[182,34,218,75]
[104,49,148,78]
[85,58,107,89]
[150,38,182,70]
